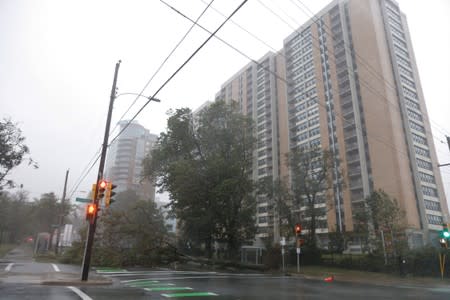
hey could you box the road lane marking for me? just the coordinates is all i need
[161,292,218,298]
[67,286,93,300]
[144,287,193,292]
[51,263,60,272]
[128,282,175,288]
[5,263,14,272]
[122,279,160,283]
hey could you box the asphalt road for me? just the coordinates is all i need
[2,247,450,299]
[94,269,450,299]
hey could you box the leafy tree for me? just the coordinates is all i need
[289,147,336,249]
[257,176,294,244]
[144,101,256,259]
[0,118,37,189]
[356,190,407,256]
[0,190,34,244]
[95,195,170,266]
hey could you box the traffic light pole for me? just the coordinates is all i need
[81,60,121,281]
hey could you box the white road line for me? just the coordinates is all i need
[5,263,14,272]
[67,286,93,300]
[51,263,60,272]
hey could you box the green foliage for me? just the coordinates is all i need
[257,176,294,241]
[0,118,37,189]
[0,190,73,245]
[93,195,173,267]
[352,190,407,255]
[144,101,256,259]
[289,147,336,248]
[0,190,34,244]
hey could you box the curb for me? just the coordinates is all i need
[41,278,113,286]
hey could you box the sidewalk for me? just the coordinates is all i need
[287,265,450,288]
[2,244,112,286]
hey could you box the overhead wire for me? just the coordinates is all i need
[108,0,249,147]
[66,0,221,199]
[108,0,217,139]
[279,0,449,146]
[291,0,450,138]
[255,0,446,164]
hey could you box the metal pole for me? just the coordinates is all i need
[281,246,285,273]
[297,252,300,273]
[81,60,121,281]
[55,169,69,255]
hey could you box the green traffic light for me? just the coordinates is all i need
[444,231,450,238]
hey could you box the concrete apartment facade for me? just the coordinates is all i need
[105,120,158,202]
[215,0,448,247]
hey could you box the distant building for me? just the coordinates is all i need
[105,120,157,201]
[215,0,449,247]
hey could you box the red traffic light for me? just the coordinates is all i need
[87,204,95,214]
[86,203,97,223]
[98,179,108,189]
[295,223,302,235]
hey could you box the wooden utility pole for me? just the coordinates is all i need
[81,60,121,281]
[55,169,69,255]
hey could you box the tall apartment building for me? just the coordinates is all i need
[105,120,158,202]
[216,52,289,242]
[215,0,448,247]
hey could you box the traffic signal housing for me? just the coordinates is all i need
[86,203,97,224]
[105,182,117,208]
[91,183,97,201]
[295,223,302,235]
[98,179,107,200]
[438,223,450,248]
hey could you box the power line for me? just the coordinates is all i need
[67,148,101,200]
[282,0,449,144]
[168,0,443,176]
[256,0,445,162]
[108,0,217,140]
[108,0,249,146]
[66,0,219,198]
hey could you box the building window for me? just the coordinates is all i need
[411,133,427,146]
[419,172,435,184]
[422,186,438,197]
[414,145,430,157]
[409,121,425,133]
[407,109,423,122]
[426,214,443,225]
[417,158,433,171]
[424,200,440,211]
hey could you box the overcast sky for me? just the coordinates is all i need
[1,0,449,206]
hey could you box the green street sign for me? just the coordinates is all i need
[76,197,91,203]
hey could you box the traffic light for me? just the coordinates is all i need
[438,223,450,248]
[295,223,302,235]
[105,182,117,208]
[86,203,97,223]
[98,179,107,200]
[443,225,450,239]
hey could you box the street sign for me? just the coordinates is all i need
[76,197,91,203]
[296,247,301,254]
[280,237,286,246]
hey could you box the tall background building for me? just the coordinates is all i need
[105,120,158,202]
[215,0,448,247]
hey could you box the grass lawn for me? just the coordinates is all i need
[0,244,16,258]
